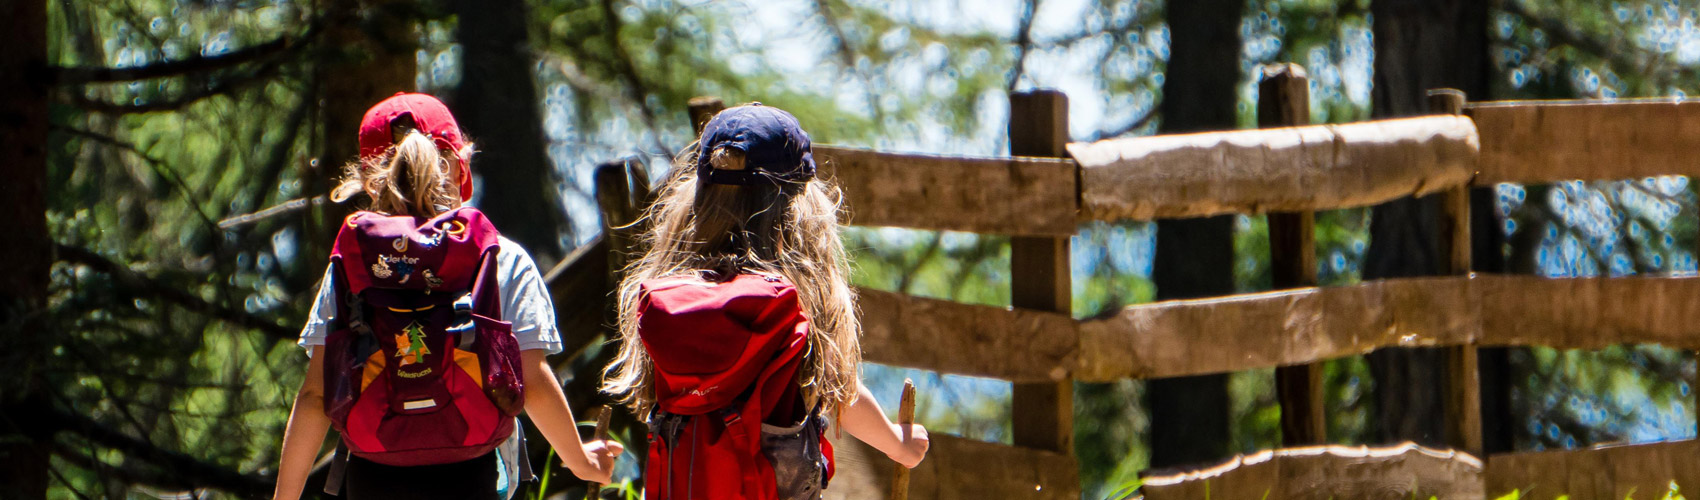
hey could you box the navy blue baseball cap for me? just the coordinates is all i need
[695,103,816,185]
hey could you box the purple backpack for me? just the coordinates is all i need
[319,207,527,492]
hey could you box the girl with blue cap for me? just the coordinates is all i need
[602,103,929,499]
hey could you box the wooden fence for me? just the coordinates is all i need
[568,74,1700,499]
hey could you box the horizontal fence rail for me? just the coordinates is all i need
[816,100,1700,237]
[1079,276,1480,380]
[857,275,1700,382]
[825,434,1082,500]
[1140,442,1484,500]
[1479,274,1700,350]
[1068,115,1480,220]
[1142,438,1700,499]
[1485,439,1700,499]
[1470,99,1700,185]
[858,288,1077,382]
[815,145,1078,237]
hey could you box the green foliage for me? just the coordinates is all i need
[41,1,322,498]
[1488,0,1700,451]
[1230,369,1281,453]
[1493,480,1689,500]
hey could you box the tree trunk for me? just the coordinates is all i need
[1144,0,1242,468]
[451,0,568,264]
[0,0,52,497]
[1365,0,1491,448]
[310,0,417,266]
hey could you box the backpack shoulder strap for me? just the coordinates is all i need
[322,441,349,495]
[329,212,376,296]
[451,246,504,350]
[321,267,354,499]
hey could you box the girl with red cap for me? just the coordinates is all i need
[272,93,621,500]
[602,103,928,499]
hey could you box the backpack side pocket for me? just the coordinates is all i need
[760,414,828,500]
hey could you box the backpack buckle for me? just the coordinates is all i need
[648,411,686,450]
[447,293,476,349]
[345,294,374,338]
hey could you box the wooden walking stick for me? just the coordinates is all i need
[585,405,613,500]
[888,379,917,500]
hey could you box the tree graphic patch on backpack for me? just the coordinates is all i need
[395,322,431,367]
[319,207,527,468]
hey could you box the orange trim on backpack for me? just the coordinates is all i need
[452,348,483,389]
[360,350,385,392]
[384,304,436,313]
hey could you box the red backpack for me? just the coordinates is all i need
[638,273,834,500]
[319,207,527,492]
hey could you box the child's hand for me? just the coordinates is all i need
[571,439,625,484]
[887,423,929,468]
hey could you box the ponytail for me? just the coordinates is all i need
[331,131,461,218]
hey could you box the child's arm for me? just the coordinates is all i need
[839,381,929,468]
[273,347,331,500]
[521,349,624,483]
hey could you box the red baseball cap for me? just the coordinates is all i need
[358,92,474,201]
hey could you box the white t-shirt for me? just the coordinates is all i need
[298,236,563,354]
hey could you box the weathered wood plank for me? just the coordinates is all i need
[1260,63,1328,447]
[1076,277,1478,381]
[543,233,611,360]
[814,145,1077,237]
[1007,89,1077,455]
[858,274,1700,381]
[856,287,1076,382]
[824,434,1080,500]
[1471,99,1700,185]
[1069,115,1478,221]
[1432,88,1485,457]
[1485,439,1700,500]
[1140,442,1483,500]
[687,96,724,134]
[1477,274,1700,350]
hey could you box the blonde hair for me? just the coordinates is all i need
[602,146,862,416]
[331,131,462,218]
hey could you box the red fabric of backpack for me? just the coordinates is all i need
[638,273,833,500]
[320,207,525,476]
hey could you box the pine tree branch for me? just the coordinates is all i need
[1007,0,1038,90]
[1085,108,1157,141]
[597,0,673,155]
[217,195,326,230]
[51,24,318,85]
[811,0,889,126]
[54,244,295,341]
[63,62,284,115]
[51,125,226,238]
[1500,0,1672,88]
[1501,1,1619,59]
[48,409,272,498]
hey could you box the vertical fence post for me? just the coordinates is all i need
[1008,90,1074,455]
[594,157,650,278]
[1429,88,1484,456]
[689,97,725,135]
[1261,64,1328,447]
[596,95,720,278]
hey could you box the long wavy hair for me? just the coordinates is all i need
[601,145,862,417]
[330,128,464,218]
